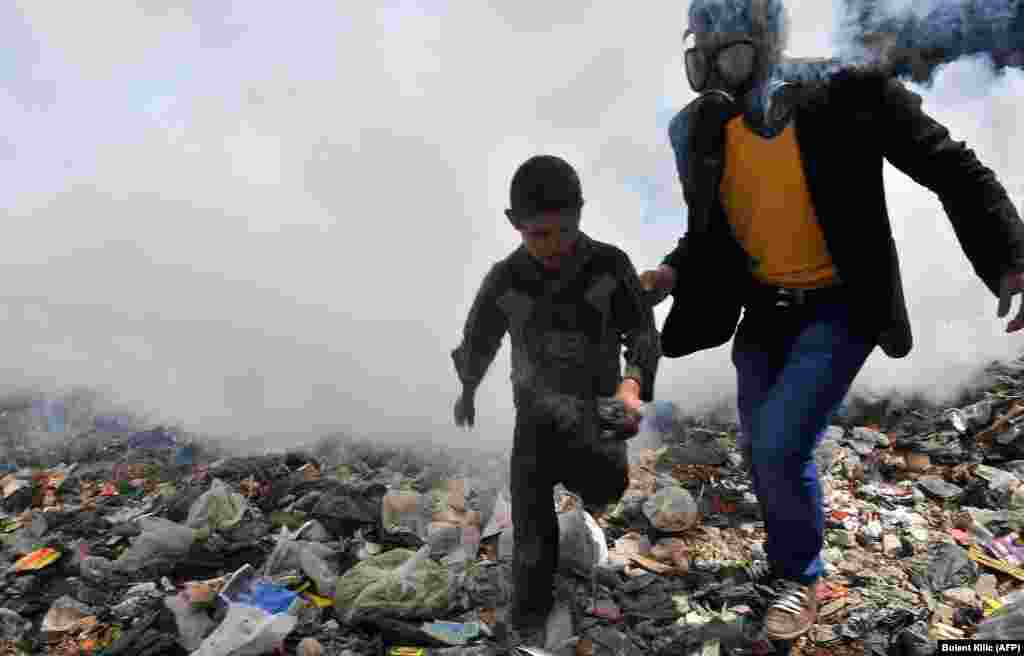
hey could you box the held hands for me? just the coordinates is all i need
[454,390,476,429]
[615,378,643,415]
[998,270,1024,333]
[612,378,644,439]
[639,265,678,306]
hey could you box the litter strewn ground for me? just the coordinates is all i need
[7,357,1024,655]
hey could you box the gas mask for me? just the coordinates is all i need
[684,34,758,95]
[684,30,802,138]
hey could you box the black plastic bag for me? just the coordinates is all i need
[909,543,978,594]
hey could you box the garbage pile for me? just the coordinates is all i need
[10,357,1024,655]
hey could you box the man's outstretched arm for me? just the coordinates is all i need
[612,252,662,404]
[877,77,1024,296]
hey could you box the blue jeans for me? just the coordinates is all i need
[732,296,875,584]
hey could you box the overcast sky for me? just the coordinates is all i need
[0,1,1021,450]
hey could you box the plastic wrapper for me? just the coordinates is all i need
[114,517,196,573]
[186,478,248,532]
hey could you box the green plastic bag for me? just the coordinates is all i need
[334,545,452,624]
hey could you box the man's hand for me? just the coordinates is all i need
[639,265,678,306]
[612,378,644,439]
[454,391,476,429]
[614,379,643,415]
[998,270,1024,333]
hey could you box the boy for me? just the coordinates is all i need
[451,154,661,646]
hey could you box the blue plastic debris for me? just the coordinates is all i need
[236,582,297,615]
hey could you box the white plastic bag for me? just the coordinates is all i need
[114,517,196,573]
[583,511,608,567]
[192,601,298,656]
[557,505,603,577]
[263,525,338,597]
[482,491,512,540]
[298,544,338,598]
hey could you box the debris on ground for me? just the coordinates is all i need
[8,358,1024,654]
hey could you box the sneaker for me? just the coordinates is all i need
[763,579,818,640]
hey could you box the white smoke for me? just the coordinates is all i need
[0,1,1019,450]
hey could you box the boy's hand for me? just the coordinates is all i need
[454,392,476,429]
[639,265,677,306]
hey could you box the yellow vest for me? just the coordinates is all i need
[719,116,837,289]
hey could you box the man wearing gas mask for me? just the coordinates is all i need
[641,0,1024,641]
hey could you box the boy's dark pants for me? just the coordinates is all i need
[508,391,629,628]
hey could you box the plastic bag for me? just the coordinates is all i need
[584,512,608,567]
[913,542,978,593]
[236,582,297,614]
[165,592,217,651]
[461,560,512,608]
[263,525,339,597]
[80,555,115,583]
[642,487,698,532]
[40,596,95,640]
[186,478,248,532]
[481,491,512,540]
[382,491,432,537]
[298,546,338,598]
[557,503,603,577]
[114,517,196,573]
[976,464,1019,489]
[334,545,452,624]
[428,522,463,558]
[0,609,29,641]
[11,514,48,556]
[192,600,298,656]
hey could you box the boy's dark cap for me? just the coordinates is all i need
[509,155,583,215]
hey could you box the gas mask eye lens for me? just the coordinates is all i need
[716,42,756,87]
[685,48,707,91]
[683,38,757,93]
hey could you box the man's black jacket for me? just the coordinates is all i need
[660,68,1024,359]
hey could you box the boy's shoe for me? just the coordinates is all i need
[763,579,818,640]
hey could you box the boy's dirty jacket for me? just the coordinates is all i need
[452,233,660,407]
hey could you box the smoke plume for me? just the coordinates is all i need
[0,1,1020,451]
